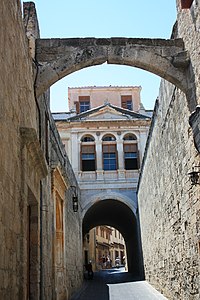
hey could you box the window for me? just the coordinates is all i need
[123,134,136,141]
[181,0,193,9]
[102,135,116,142]
[75,96,90,113]
[123,134,139,170]
[121,96,133,110]
[102,135,117,171]
[103,152,117,170]
[81,135,96,171]
[82,136,94,142]
[80,101,90,113]
[81,152,95,171]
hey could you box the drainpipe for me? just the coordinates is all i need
[40,181,43,299]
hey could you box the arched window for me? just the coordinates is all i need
[80,135,96,171]
[102,134,117,171]
[102,135,116,142]
[123,134,137,141]
[123,134,139,170]
[81,136,95,142]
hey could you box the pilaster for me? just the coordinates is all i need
[71,132,79,172]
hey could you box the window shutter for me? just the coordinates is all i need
[81,145,95,153]
[124,144,137,152]
[74,101,80,114]
[121,101,127,109]
[103,144,116,153]
[181,0,193,9]
[79,96,90,102]
[121,95,132,108]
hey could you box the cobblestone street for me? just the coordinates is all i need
[70,268,168,300]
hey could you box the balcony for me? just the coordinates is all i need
[77,169,139,182]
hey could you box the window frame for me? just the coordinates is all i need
[79,96,90,113]
[102,135,118,171]
[80,135,96,172]
[181,0,193,9]
[123,134,139,170]
[121,95,133,110]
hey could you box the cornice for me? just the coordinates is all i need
[56,119,151,129]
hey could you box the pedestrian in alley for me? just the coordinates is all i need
[87,261,94,280]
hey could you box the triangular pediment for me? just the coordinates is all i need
[64,103,151,122]
[84,106,127,120]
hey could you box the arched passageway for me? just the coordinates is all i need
[35,37,190,98]
[82,199,144,279]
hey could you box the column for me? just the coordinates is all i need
[116,139,125,179]
[95,140,104,180]
[71,132,79,173]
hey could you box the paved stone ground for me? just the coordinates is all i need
[70,268,168,300]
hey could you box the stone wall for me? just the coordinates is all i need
[0,1,83,299]
[138,1,200,299]
[0,1,39,298]
[35,37,188,98]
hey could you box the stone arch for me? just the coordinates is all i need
[35,38,190,98]
[82,197,144,278]
[81,191,137,218]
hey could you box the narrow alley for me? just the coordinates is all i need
[70,268,168,300]
[1,1,200,300]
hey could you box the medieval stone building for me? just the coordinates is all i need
[0,0,199,300]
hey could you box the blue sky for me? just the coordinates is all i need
[32,1,177,112]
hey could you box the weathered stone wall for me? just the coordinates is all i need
[23,3,83,299]
[176,0,200,111]
[35,37,188,98]
[138,1,200,299]
[0,1,39,298]
[0,1,83,299]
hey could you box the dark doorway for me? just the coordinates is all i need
[84,250,89,265]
